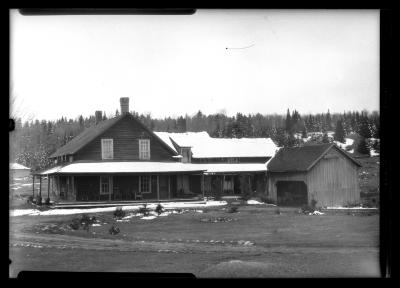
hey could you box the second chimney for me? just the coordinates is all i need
[120,97,129,115]
[95,111,102,124]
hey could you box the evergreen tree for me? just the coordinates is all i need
[285,109,292,133]
[301,126,308,138]
[322,132,330,143]
[334,119,346,143]
[357,137,370,156]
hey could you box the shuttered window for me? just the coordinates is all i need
[139,139,150,160]
[101,139,113,159]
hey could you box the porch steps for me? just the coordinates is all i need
[51,198,204,209]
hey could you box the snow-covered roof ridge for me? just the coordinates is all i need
[154,131,278,158]
[10,163,30,170]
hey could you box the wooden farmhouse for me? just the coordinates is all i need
[33,98,278,203]
[266,143,362,207]
[32,97,361,207]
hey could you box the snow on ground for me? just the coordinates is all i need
[309,211,324,215]
[140,215,157,220]
[246,200,265,205]
[334,138,354,149]
[326,206,378,210]
[9,200,227,217]
[370,149,380,156]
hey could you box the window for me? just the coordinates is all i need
[139,175,151,193]
[100,176,111,195]
[101,139,113,159]
[139,139,150,159]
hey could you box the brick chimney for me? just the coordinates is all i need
[95,111,102,124]
[120,97,129,115]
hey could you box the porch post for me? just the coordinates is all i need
[201,174,205,198]
[108,176,111,201]
[32,175,35,198]
[157,175,160,201]
[47,175,50,201]
[168,175,171,199]
[222,174,225,194]
[39,176,42,198]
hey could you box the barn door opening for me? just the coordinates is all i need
[276,181,308,207]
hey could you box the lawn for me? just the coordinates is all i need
[9,204,380,278]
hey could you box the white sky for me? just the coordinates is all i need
[10,9,379,121]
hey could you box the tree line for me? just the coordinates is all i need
[10,109,380,170]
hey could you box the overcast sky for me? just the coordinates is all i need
[10,9,379,122]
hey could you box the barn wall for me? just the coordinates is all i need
[307,148,360,207]
[267,172,308,204]
[74,117,174,161]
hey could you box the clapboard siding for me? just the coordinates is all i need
[267,146,360,207]
[307,148,360,207]
[74,117,174,161]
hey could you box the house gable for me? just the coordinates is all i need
[71,114,177,161]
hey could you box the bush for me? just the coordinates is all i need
[300,204,315,214]
[27,195,33,204]
[45,197,51,205]
[113,207,126,219]
[69,214,97,231]
[155,204,164,215]
[69,218,81,230]
[36,196,42,206]
[138,204,150,216]
[227,206,239,213]
[109,225,120,235]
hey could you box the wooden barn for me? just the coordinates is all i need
[266,143,362,207]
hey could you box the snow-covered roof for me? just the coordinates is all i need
[9,163,30,170]
[154,131,278,158]
[36,162,206,175]
[198,163,267,174]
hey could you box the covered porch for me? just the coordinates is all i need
[32,161,206,204]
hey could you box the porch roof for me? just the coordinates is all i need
[199,163,267,174]
[35,162,207,175]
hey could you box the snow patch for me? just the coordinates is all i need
[326,206,378,210]
[10,200,227,217]
[246,200,265,205]
[309,211,324,215]
[141,215,157,220]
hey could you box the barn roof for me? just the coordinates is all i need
[50,114,178,158]
[154,131,278,158]
[267,143,361,172]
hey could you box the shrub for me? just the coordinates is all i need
[227,206,239,213]
[300,204,315,214]
[109,225,120,235]
[155,204,164,215]
[45,197,51,206]
[27,195,33,203]
[69,218,81,230]
[113,207,126,219]
[36,196,42,206]
[138,204,150,216]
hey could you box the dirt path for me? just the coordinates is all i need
[10,231,378,255]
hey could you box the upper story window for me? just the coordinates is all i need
[139,139,150,160]
[101,139,114,159]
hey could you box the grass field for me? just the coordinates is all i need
[9,204,380,278]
